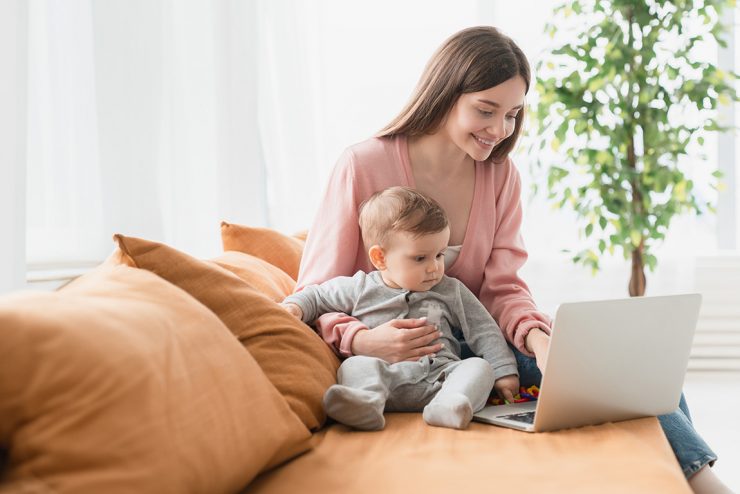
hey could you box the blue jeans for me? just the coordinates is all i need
[459,338,717,478]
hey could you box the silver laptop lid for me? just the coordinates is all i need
[533,294,701,432]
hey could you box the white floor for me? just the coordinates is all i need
[683,371,740,492]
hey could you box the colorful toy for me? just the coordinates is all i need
[488,385,540,406]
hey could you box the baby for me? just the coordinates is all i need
[282,186,518,430]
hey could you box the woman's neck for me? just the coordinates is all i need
[407,132,472,179]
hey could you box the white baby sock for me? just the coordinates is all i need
[323,384,386,431]
[422,392,473,430]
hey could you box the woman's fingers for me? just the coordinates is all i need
[401,344,442,362]
[400,322,440,341]
[390,317,429,329]
[533,345,549,374]
[395,321,443,360]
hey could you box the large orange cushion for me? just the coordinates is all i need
[210,251,295,302]
[113,234,340,430]
[220,222,305,280]
[0,265,311,493]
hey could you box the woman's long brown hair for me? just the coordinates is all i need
[378,26,531,163]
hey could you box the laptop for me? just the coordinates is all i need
[473,294,701,432]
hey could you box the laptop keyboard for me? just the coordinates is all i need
[499,411,535,424]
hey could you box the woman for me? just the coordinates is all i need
[296,26,728,493]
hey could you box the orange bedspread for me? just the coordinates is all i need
[247,413,690,494]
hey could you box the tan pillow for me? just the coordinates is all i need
[221,221,305,280]
[210,251,295,302]
[107,248,294,302]
[0,265,310,493]
[114,235,339,430]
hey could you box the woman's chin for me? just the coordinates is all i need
[468,148,493,162]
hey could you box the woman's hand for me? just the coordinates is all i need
[350,318,443,363]
[525,328,550,374]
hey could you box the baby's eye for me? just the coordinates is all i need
[414,256,426,263]
[436,253,445,259]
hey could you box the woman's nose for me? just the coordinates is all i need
[487,118,506,139]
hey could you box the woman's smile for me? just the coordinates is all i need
[472,134,496,148]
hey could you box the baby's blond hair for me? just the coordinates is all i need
[358,186,449,250]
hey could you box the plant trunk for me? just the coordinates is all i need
[629,244,646,297]
[625,7,646,298]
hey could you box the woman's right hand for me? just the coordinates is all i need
[350,318,443,363]
[525,327,550,374]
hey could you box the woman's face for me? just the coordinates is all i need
[443,76,526,162]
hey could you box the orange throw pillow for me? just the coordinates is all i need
[220,222,305,280]
[0,265,310,493]
[114,235,339,430]
[210,251,295,302]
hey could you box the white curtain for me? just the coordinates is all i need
[0,0,27,293]
[26,0,269,264]
[256,1,325,233]
[27,0,103,266]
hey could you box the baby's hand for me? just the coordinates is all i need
[280,302,303,320]
[493,374,520,403]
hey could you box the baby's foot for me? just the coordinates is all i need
[323,385,385,431]
[422,393,473,430]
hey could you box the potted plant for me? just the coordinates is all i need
[529,0,738,296]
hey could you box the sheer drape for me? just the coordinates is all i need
[27,0,104,265]
[26,0,270,264]
[0,0,27,292]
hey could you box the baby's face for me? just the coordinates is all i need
[380,228,450,292]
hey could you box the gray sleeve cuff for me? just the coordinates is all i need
[283,293,316,323]
[492,362,519,381]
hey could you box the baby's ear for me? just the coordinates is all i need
[368,245,387,270]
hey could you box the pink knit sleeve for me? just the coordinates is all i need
[296,149,369,354]
[315,313,368,357]
[478,163,552,356]
[297,148,362,290]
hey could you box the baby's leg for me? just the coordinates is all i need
[323,356,392,431]
[423,357,495,430]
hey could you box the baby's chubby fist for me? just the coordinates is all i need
[279,302,303,320]
[493,374,520,402]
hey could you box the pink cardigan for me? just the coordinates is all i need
[296,136,551,357]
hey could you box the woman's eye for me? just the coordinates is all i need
[477,108,493,117]
[506,113,518,120]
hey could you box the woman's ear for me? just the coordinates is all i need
[368,245,387,270]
